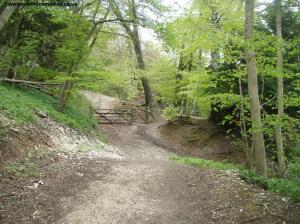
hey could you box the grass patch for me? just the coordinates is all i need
[96,132,108,144]
[5,160,40,178]
[0,84,96,131]
[171,155,241,170]
[4,148,55,178]
[171,155,300,202]
[0,127,9,140]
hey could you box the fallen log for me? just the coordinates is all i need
[0,78,60,98]
[0,78,60,86]
[21,83,59,99]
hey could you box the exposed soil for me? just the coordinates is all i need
[140,119,245,164]
[1,92,300,223]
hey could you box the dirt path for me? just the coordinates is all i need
[59,125,217,224]
[80,91,120,109]
[56,123,297,224]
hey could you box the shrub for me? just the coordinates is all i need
[162,106,180,121]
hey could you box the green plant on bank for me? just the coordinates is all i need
[96,132,108,144]
[0,85,96,131]
[4,148,55,178]
[162,106,180,120]
[171,156,300,202]
[171,156,241,170]
[0,126,9,140]
[5,160,40,178]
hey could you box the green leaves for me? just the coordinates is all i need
[53,13,90,72]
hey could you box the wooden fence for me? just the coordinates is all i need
[95,108,156,124]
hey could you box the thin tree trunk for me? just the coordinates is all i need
[131,16,153,108]
[109,0,153,108]
[141,77,152,108]
[244,0,267,176]
[210,8,220,70]
[0,1,19,32]
[191,49,203,116]
[239,76,252,168]
[275,0,285,175]
[58,80,70,113]
[175,53,184,107]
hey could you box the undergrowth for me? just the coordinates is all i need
[171,155,300,202]
[0,84,96,131]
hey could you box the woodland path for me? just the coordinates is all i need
[57,92,296,224]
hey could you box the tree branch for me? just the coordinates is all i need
[93,17,134,25]
[98,30,130,39]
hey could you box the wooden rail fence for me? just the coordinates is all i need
[95,108,156,124]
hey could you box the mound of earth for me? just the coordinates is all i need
[140,118,245,164]
[0,113,123,223]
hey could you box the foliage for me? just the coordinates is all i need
[286,159,300,179]
[147,56,177,104]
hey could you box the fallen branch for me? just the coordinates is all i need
[0,193,16,198]
[0,78,59,98]
[261,203,285,219]
[0,78,60,86]
[21,83,58,99]
[243,203,285,223]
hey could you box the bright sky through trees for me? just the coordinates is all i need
[140,0,191,42]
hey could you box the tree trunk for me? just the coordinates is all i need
[58,80,70,113]
[0,1,19,32]
[175,53,184,107]
[132,19,153,108]
[141,76,152,108]
[210,8,220,70]
[239,76,253,168]
[109,0,153,108]
[191,49,203,116]
[275,0,285,175]
[244,0,267,176]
